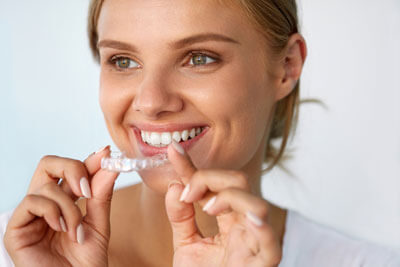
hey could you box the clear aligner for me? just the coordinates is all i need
[101,151,169,173]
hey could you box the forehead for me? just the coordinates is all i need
[97,0,261,46]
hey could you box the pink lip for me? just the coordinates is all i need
[132,123,208,132]
[131,124,209,157]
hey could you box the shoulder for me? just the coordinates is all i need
[0,210,14,267]
[279,210,400,267]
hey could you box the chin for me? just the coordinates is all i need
[137,163,181,195]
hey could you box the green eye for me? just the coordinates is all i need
[114,57,139,69]
[190,54,216,66]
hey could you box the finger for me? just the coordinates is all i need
[245,220,282,266]
[83,148,119,236]
[167,141,197,184]
[59,145,111,200]
[37,183,84,243]
[29,155,91,199]
[179,170,250,204]
[8,194,63,233]
[165,180,201,251]
[201,189,281,263]
[83,145,110,176]
[202,188,268,220]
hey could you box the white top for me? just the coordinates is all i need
[0,210,399,267]
[0,211,13,267]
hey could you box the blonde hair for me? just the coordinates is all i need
[87,0,301,171]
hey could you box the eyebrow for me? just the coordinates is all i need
[97,39,138,52]
[170,33,240,49]
[97,33,240,51]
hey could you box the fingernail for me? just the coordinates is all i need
[59,216,67,232]
[246,211,264,227]
[171,140,185,155]
[77,224,84,244]
[168,180,183,189]
[80,177,92,198]
[202,196,217,212]
[179,184,190,202]
[95,145,109,154]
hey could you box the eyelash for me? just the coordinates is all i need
[106,51,220,72]
[107,55,138,72]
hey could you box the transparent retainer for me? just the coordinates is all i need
[101,151,169,173]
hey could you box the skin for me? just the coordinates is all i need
[4,0,307,266]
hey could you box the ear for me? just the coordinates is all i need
[275,33,307,101]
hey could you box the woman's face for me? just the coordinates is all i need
[97,0,282,192]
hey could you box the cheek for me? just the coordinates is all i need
[183,63,275,168]
[99,72,134,150]
[202,61,274,127]
[99,71,132,121]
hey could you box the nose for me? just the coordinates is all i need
[133,72,183,119]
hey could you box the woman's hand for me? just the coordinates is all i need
[165,142,282,267]
[3,146,119,267]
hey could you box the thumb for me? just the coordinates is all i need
[84,149,119,236]
[165,181,201,251]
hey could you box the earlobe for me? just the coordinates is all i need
[275,33,307,101]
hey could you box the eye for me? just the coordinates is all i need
[188,53,217,66]
[110,56,140,70]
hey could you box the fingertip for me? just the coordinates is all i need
[179,184,190,202]
[165,180,194,224]
[76,223,84,244]
[246,211,264,227]
[84,145,111,176]
[167,141,184,162]
[59,216,67,232]
[167,141,196,184]
[95,145,111,155]
[168,180,183,190]
[80,177,92,199]
[85,145,110,162]
[171,140,185,155]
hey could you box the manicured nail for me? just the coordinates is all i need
[80,177,92,198]
[95,145,109,154]
[77,224,84,244]
[168,180,183,189]
[179,184,190,202]
[59,216,67,232]
[246,211,264,227]
[171,140,185,155]
[202,196,217,212]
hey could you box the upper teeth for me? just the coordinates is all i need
[141,127,204,147]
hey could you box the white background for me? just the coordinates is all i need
[1,0,399,251]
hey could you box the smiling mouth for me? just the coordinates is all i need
[131,124,209,157]
[140,126,206,147]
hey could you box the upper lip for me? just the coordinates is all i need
[130,123,208,132]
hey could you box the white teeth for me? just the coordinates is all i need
[181,130,189,141]
[150,132,161,145]
[172,131,181,142]
[140,127,204,147]
[189,128,196,139]
[161,132,171,145]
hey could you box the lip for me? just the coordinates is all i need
[132,123,208,132]
[131,124,209,157]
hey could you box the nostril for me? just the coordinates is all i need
[133,92,183,117]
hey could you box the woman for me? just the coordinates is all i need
[4,0,300,266]
[3,0,400,266]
